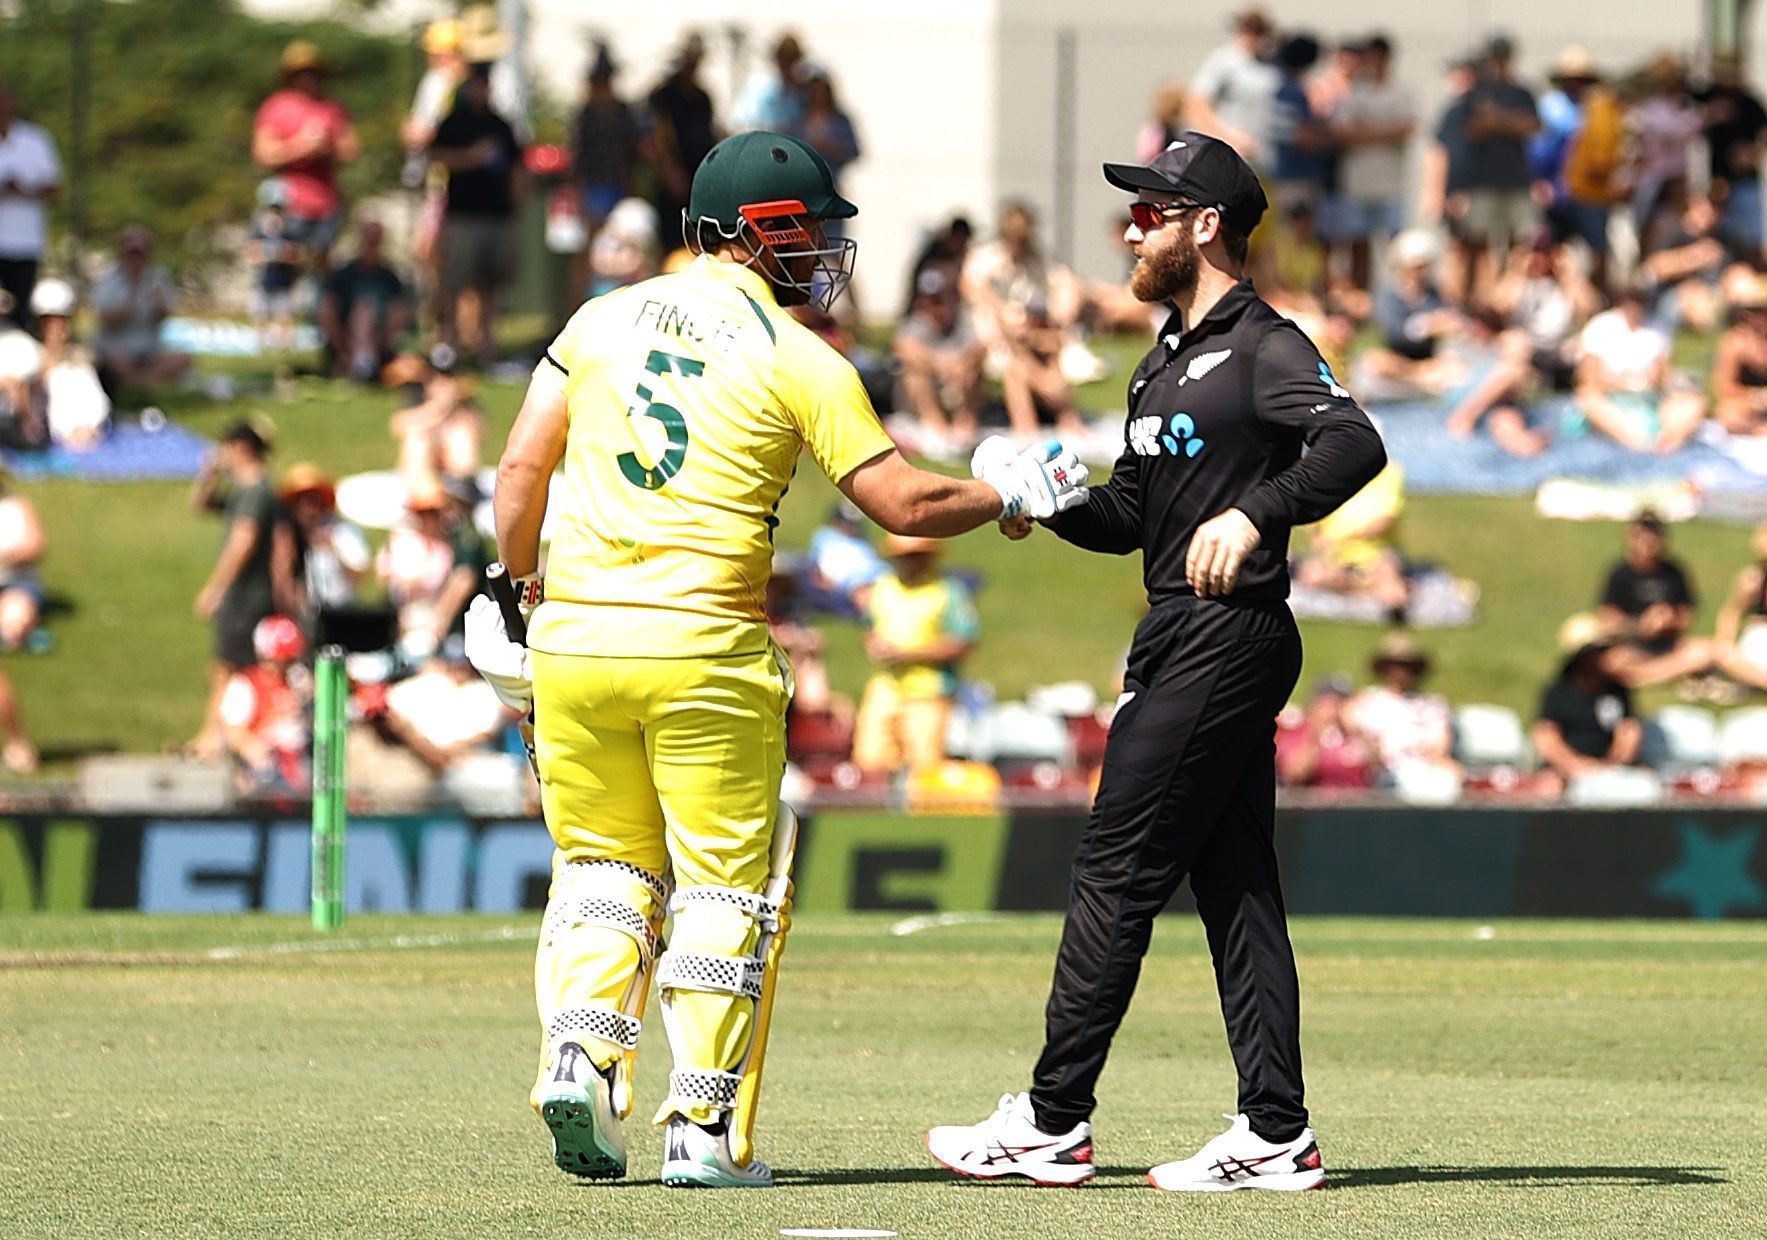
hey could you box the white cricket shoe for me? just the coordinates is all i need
[538,1041,626,1179]
[1147,1112,1325,1192]
[926,1092,1096,1186]
[660,1115,774,1188]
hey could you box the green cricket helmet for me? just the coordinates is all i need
[685,130,858,311]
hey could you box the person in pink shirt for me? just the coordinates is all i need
[252,41,360,272]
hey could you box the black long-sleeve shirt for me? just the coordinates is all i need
[1050,279,1386,601]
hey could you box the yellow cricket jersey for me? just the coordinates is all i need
[528,257,896,659]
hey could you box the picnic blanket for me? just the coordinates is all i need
[1,420,212,481]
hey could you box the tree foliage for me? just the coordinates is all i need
[0,0,413,271]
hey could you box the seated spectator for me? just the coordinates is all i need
[804,499,885,618]
[1294,459,1409,618]
[1640,190,1736,334]
[585,197,660,299]
[852,535,978,774]
[388,343,484,490]
[1573,286,1707,454]
[218,614,311,797]
[318,219,411,381]
[375,479,481,662]
[893,267,984,455]
[1715,520,1767,692]
[274,462,370,627]
[1711,272,1767,437]
[91,225,191,391]
[0,468,45,650]
[28,279,109,451]
[1356,230,1467,398]
[906,214,973,311]
[1346,633,1463,786]
[1596,510,1715,688]
[1276,676,1379,790]
[246,179,303,352]
[0,291,45,450]
[1532,612,1642,797]
[379,639,513,799]
[1446,231,1599,455]
[962,202,1085,437]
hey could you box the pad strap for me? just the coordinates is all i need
[550,1005,642,1052]
[668,1068,742,1111]
[543,896,659,961]
[561,858,669,905]
[656,949,765,1000]
[671,886,781,932]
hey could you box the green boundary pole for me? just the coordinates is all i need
[311,647,347,930]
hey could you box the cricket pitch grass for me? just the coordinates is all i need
[2,913,1763,1238]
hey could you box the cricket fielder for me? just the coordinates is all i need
[465,131,1089,1188]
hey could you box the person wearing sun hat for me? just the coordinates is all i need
[1345,631,1460,787]
[1532,612,1640,796]
[850,533,979,774]
[279,462,369,621]
[252,39,360,269]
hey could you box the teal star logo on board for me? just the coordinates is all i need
[1651,822,1766,919]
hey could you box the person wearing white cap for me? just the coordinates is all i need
[1356,229,1466,398]
[30,278,109,452]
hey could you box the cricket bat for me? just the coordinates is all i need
[484,562,536,775]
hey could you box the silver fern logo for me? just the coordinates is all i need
[1181,349,1233,384]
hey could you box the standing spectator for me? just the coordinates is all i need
[1447,37,1540,306]
[1270,35,1328,215]
[571,43,645,253]
[1697,51,1767,263]
[218,614,311,798]
[793,69,861,193]
[273,463,370,627]
[0,84,60,333]
[247,180,303,352]
[0,466,46,651]
[893,267,984,453]
[1714,521,1767,692]
[1533,613,1641,797]
[1533,47,1620,292]
[1712,272,1767,437]
[1420,54,1480,304]
[730,32,808,134]
[852,535,979,774]
[1330,34,1415,292]
[317,219,412,381]
[1188,9,1281,173]
[251,42,359,273]
[1346,633,1462,788]
[1573,286,1708,454]
[1135,82,1189,163]
[1308,38,1362,280]
[1276,676,1379,790]
[1596,511,1714,688]
[188,420,282,761]
[647,33,720,235]
[29,278,109,452]
[430,64,525,367]
[91,226,191,392]
[402,17,468,288]
[1629,54,1701,236]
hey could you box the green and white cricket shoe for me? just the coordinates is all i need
[539,1042,626,1180]
[659,1115,774,1188]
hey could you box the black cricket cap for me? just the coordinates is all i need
[218,418,271,455]
[1103,131,1268,235]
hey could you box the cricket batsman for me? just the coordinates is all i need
[464,131,1089,1187]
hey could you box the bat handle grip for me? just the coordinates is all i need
[485,562,529,647]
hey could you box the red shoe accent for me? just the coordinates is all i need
[1301,1148,1323,1170]
[1072,1145,1093,1164]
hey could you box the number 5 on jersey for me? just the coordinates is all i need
[620,350,705,490]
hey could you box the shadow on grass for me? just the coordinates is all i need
[1332,1165,1729,1189]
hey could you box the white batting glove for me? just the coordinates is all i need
[969,435,1020,481]
[977,438,1091,521]
[464,594,533,713]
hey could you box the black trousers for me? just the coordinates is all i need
[1029,594,1307,1142]
[0,258,38,332]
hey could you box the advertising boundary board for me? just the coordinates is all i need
[0,808,1763,919]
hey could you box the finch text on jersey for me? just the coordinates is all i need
[635,299,746,355]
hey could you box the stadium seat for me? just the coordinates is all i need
[1641,706,1721,771]
[1566,767,1664,807]
[1452,704,1528,768]
[1718,707,1767,767]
